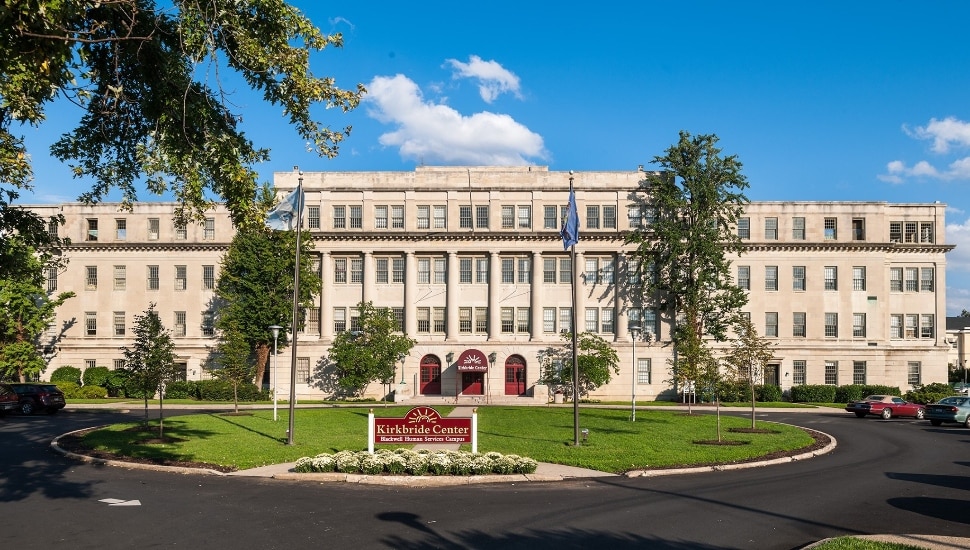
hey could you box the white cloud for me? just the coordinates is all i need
[882,117,970,183]
[907,117,970,154]
[363,74,546,166]
[444,55,522,104]
[946,216,970,315]
[878,157,970,182]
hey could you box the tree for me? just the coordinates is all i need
[960,309,970,318]
[327,302,416,397]
[214,223,320,386]
[206,320,255,414]
[538,332,620,400]
[626,131,750,400]
[723,316,775,428]
[0,237,74,381]
[1,1,363,229]
[121,303,178,436]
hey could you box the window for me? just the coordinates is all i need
[351,258,364,284]
[308,206,320,229]
[543,308,557,332]
[890,314,903,339]
[501,206,515,229]
[765,266,778,291]
[476,206,489,228]
[824,266,837,290]
[543,258,557,283]
[202,311,214,336]
[474,307,488,333]
[907,362,921,386]
[585,308,599,332]
[86,219,98,241]
[47,219,58,237]
[376,258,390,284]
[148,218,160,240]
[853,313,866,337]
[433,206,447,229]
[147,265,159,290]
[414,205,430,229]
[601,308,615,333]
[628,206,641,228]
[793,360,806,385]
[904,221,917,243]
[792,217,805,240]
[391,205,404,229]
[306,308,320,334]
[584,257,613,285]
[333,206,346,228]
[559,308,573,334]
[392,308,404,332]
[459,307,473,333]
[920,222,934,243]
[113,312,125,337]
[501,258,514,284]
[904,314,918,339]
[737,266,750,290]
[852,218,865,240]
[603,206,617,229]
[476,258,488,283]
[174,311,186,337]
[559,258,572,284]
[116,219,127,240]
[921,314,934,339]
[920,267,934,292]
[889,221,902,243]
[792,266,806,291]
[334,258,348,284]
[86,266,98,290]
[793,312,806,337]
[114,359,125,370]
[501,307,514,333]
[46,266,57,292]
[392,258,405,283]
[824,361,838,385]
[765,217,778,240]
[333,308,347,332]
[85,312,97,336]
[905,268,918,292]
[637,358,652,385]
[517,257,531,284]
[824,312,838,337]
[349,206,362,229]
[852,267,866,291]
[459,258,473,284]
[85,359,96,370]
[765,312,778,337]
[543,206,558,229]
[297,358,310,384]
[737,217,750,239]
[890,267,903,292]
[433,307,446,333]
[174,220,186,240]
[203,265,215,290]
[516,307,530,333]
[586,206,600,229]
[824,217,837,240]
[113,265,126,290]
[350,309,361,332]
[203,218,215,240]
[853,361,866,385]
[459,206,472,229]
[517,206,531,229]
[375,206,388,229]
[175,265,187,291]
[433,258,446,284]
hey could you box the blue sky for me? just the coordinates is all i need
[18,1,970,315]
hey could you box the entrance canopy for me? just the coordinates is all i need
[455,349,489,372]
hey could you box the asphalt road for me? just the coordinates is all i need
[3,407,969,550]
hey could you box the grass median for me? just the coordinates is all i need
[71,406,817,473]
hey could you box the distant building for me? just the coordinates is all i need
[945,316,970,376]
[30,166,955,401]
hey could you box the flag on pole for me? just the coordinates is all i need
[560,188,579,249]
[265,186,304,231]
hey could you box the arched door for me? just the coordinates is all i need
[420,355,442,395]
[504,355,527,396]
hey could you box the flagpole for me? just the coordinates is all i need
[287,169,304,446]
[568,171,581,446]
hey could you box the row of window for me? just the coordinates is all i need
[751,312,935,339]
[84,311,215,338]
[736,217,936,244]
[79,218,217,242]
[70,265,217,292]
[797,360,923,386]
[738,265,935,292]
[84,359,316,385]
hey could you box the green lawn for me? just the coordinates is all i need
[76,405,815,473]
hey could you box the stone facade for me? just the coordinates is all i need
[30,166,954,402]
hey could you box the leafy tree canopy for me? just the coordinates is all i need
[206,319,256,413]
[121,303,178,424]
[538,332,620,399]
[328,302,416,396]
[0,0,364,229]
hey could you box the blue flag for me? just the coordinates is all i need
[265,186,304,231]
[560,188,579,249]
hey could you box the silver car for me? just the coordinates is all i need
[925,396,970,428]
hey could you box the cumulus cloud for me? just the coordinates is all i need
[882,116,970,183]
[445,55,522,103]
[364,74,546,165]
[946,216,970,315]
[878,157,970,183]
[905,117,970,154]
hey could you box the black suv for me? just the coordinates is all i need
[8,383,66,415]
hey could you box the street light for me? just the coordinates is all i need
[630,325,641,421]
[268,325,282,422]
[398,353,407,385]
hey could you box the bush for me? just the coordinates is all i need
[56,381,81,398]
[905,383,953,405]
[835,385,903,403]
[716,380,748,403]
[790,384,836,403]
[164,380,198,400]
[50,366,82,386]
[78,385,108,398]
[105,371,127,397]
[755,384,783,402]
[82,366,110,387]
[195,380,268,401]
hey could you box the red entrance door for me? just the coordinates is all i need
[420,357,442,395]
[505,356,526,395]
[461,372,484,395]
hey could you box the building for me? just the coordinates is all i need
[30,166,954,402]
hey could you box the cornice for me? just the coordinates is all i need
[64,242,231,253]
[740,241,956,253]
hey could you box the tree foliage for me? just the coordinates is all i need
[214,223,320,385]
[626,131,750,394]
[206,319,255,413]
[327,302,415,396]
[538,332,621,399]
[121,303,178,434]
[0,0,363,228]
[722,316,775,428]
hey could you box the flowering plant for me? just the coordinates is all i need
[293,449,539,476]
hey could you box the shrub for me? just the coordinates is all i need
[104,371,127,397]
[905,383,953,405]
[790,384,836,403]
[56,381,81,398]
[716,380,748,403]
[292,449,541,476]
[50,366,82,386]
[79,385,108,398]
[195,380,268,401]
[164,381,198,400]
[755,384,783,402]
[82,366,110,387]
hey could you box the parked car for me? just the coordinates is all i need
[0,383,19,416]
[924,396,970,427]
[8,383,67,415]
[951,383,970,396]
[845,395,925,419]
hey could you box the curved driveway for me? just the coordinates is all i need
[3,407,969,549]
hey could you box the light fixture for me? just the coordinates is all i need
[268,325,282,422]
[446,352,455,364]
[398,353,407,384]
[630,325,641,422]
[488,352,497,364]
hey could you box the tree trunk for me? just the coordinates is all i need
[253,342,270,386]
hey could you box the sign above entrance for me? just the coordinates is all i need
[455,349,489,372]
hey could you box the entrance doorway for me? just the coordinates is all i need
[461,372,484,395]
[764,364,780,386]
[504,355,527,396]
[420,356,442,395]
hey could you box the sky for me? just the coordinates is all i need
[16,1,970,315]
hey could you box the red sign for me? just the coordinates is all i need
[455,349,489,372]
[374,407,472,444]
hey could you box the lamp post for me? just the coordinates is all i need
[630,325,641,421]
[268,325,282,421]
[398,353,407,384]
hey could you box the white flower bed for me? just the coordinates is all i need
[293,448,539,476]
